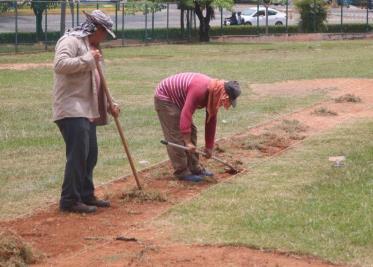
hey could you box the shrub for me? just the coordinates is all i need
[295,0,328,32]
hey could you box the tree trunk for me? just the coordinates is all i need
[33,9,44,41]
[199,18,209,42]
[194,3,212,42]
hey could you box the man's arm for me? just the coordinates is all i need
[54,37,96,75]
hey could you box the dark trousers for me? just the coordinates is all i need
[154,97,202,177]
[56,118,97,209]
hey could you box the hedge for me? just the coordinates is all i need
[0,23,372,44]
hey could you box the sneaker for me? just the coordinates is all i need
[83,197,111,208]
[194,169,214,177]
[178,174,204,182]
[61,202,97,213]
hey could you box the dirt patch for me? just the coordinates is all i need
[0,63,53,70]
[1,78,373,267]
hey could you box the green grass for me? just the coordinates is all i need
[0,40,373,222]
[157,119,373,266]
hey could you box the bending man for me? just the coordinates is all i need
[154,72,241,182]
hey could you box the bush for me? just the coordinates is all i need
[295,0,328,32]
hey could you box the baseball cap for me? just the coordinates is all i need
[224,80,241,108]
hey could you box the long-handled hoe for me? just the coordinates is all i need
[96,62,142,190]
[160,140,239,174]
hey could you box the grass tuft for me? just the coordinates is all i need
[334,94,362,103]
[312,107,338,116]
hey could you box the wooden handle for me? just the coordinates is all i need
[96,61,142,190]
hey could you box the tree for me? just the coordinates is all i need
[179,0,234,42]
[295,0,328,32]
[31,0,58,41]
[0,0,58,40]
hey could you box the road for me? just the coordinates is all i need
[0,4,372,33]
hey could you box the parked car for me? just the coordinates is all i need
[240,7,286,26]
[224,12,244,25]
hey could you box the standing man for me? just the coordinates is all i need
[154,72,241,182]
[53,10,120,213]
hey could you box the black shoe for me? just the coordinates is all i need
[61,202,97,213]
[83,197,111,208]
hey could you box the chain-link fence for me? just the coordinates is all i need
[1,0,373,53]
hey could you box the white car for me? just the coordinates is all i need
[240,7,286,26]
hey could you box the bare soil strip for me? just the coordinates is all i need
[0,63,53,70]
[1,78,372,267]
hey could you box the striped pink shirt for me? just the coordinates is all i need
[155,72,217,149]
[155,72,195,108]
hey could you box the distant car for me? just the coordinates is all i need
[240,7,286,26]
[224,12,244,26]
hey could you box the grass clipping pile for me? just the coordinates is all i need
[120,188,167,203]
[0,230,40,267]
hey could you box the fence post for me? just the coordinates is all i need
[340,1,343,32]
[220,7,223,36]
[77,2,80,25]
[145,3,148,41]
[256,0,259,35]
[152,6,154,39]
[15,1,18,53]
[115,1,118,33]
[44,8,48,51]
[122,2,124,46]
[366,1,369,32]
[285,0,288,33]
[166,3,169,43]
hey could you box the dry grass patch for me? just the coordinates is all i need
[0,230,41,267]
[120,188,167,203]
[312,107,338,116]
[334,94,361,103]
[243,120,308,152]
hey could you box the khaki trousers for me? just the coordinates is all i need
[154,97,202,177]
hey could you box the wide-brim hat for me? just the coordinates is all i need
[224,80,241,108]
[83,10,116,38]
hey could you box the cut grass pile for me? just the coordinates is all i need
[0,230,40,266]
[120,188,167,203]
[334,94,362,103]
[158,119,373,266]
[312,107,338,116]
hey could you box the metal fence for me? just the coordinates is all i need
[1,0,373,53]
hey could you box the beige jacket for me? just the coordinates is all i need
[52,35,108,125]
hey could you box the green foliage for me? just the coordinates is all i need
[124,0,167,15]
[1,23,373,46]
[295,0,328,32]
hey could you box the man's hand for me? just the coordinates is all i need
[204,148,213,159]
[91,48,102,62]
[185,142,196,153]
[110,103,121,118]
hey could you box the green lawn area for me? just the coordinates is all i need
[0,40,372,265]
